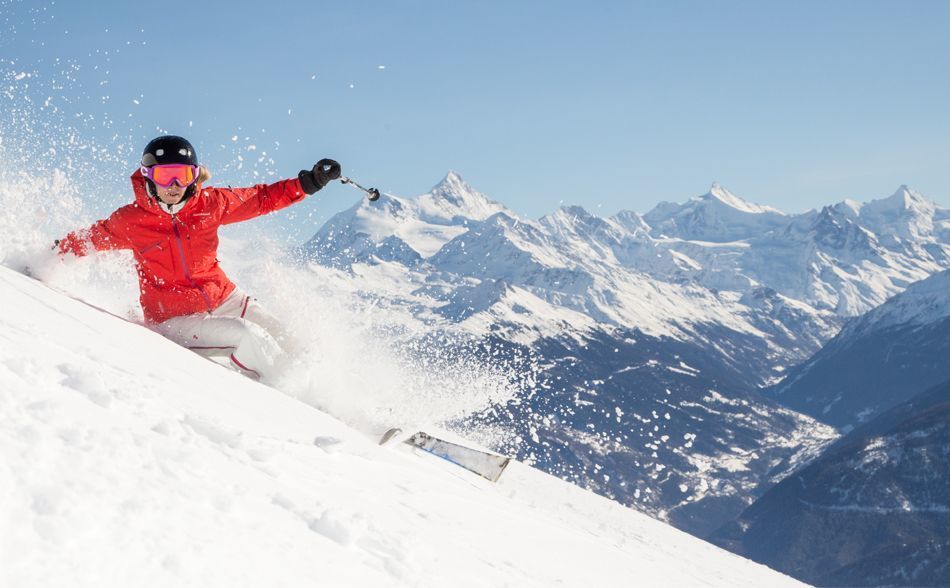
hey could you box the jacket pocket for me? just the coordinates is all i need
[139,241,164,255]
[136,239,176,280]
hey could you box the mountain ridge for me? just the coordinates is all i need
[766,268,950,430]
[711,379,950,586]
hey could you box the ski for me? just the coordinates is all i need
[377,427,511,482]
[403,431,511,482]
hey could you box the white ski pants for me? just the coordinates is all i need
[152,289,287,380]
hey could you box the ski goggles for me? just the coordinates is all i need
[141,164,199,188]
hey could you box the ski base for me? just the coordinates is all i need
[404,431,510,483]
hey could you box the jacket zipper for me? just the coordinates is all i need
[171,214,214,313]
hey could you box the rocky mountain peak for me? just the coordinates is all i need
[421,171,505,223]
[700,183,784,215]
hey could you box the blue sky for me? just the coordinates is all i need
[3,0,949,241]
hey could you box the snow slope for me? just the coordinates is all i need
[837,267,950,337]
[0,265,801,587]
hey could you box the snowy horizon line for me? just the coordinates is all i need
[390,170,942,221]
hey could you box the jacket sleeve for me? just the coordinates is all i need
[213,178,309,225]
[57,209,133,256]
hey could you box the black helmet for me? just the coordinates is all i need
[141,135,200,204]
[141,135,198,167]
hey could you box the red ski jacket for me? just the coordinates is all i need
[58,170,307,324]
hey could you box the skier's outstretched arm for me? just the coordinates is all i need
[217,158,341,225]
[56,209,133,256]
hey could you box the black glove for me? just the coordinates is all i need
[298,158,342,194]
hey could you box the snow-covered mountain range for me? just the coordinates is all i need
[712,378,950,586]
[298,173,950,535]
[767,268,950,431]
[306,173,948,351]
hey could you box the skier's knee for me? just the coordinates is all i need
[231,320,284,380]
[239,320,282,355]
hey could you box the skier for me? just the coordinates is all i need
[56,135,341,380]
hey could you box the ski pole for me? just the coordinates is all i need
[339,175,381,201]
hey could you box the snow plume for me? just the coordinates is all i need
[0,9,277,217]
[0,165,79,267]
[0,29,139,276]
[0,150,142,321]
[217,244,523,437]
[0,51,139,207]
